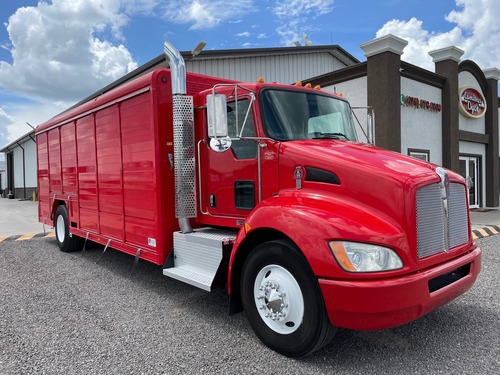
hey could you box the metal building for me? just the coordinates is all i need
[0,159,6,194]
[68,44,359,110]
[0,130,36,199]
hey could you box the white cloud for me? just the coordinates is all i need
[0,0,152,147]
[273,0,334,45]
[236,32,251,38]
[0,0,140,102]
[0,101,69,148]
[273,0,334,18]
[375,0,500,71]
[0,108,14,145]
[0,108,13,123]
[162,0,255,30]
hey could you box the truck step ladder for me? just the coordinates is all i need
[163,228,236,291]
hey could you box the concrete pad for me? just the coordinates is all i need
[0,197,48,237]
[469,208,500,231]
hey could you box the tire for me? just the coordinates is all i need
[241,239,337,357]
[55,205,84,252]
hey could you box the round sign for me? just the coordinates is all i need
[459,87,486,119]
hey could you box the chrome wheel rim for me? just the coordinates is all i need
[56,214,65,243]
[253,264,304,334]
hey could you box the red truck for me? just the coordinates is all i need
[36,41,481,357]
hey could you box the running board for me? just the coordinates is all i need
[163,228,236,291]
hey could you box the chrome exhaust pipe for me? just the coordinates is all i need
[164,41,187,95]
[164,41,195,233]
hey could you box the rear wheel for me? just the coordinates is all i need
[241,240,336,357]
[55,205,84,252]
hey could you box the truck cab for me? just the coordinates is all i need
[169,76,481,357]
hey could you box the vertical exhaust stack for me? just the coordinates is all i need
[164,41,196,233]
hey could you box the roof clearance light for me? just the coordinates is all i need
[295,81,302,86]
[257,77,264,83]
[314,85,321,90]
[305,83,312,88]
[339,93,343,97]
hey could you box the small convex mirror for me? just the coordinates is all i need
[207,94,228,138]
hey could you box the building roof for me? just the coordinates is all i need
[0,130,35,153]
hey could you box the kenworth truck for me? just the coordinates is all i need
[36,42,481,357]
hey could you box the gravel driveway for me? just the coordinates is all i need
[1,236,499,374]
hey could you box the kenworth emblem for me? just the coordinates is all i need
[436,167,450,200]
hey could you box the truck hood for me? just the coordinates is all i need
[277,140,447,242]
[280,140,438,186]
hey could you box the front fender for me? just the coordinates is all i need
[231,188,409,280]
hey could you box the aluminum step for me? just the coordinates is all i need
[163,228,237,291]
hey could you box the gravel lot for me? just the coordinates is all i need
[1,235,499,374]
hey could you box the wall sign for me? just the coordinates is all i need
[459,87,486,119]
[400,94,441,112]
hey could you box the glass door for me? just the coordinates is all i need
[459,156,480,208]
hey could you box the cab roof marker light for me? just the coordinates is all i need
[295,81,302,86]
[257,77,264,83]
[314,85,321,90]
[305,83,312,88]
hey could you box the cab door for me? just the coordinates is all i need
[205,98,259,219]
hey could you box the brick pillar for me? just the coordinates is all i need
[360,34,408,152]
[429,46,464,173]
[483,68,500,207]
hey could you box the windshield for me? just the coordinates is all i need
[260,89,358,142]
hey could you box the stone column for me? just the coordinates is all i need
[428,46,464,173]
[360,34,408,152]
[483,68,500,207]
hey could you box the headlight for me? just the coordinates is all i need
[329,241,403,272]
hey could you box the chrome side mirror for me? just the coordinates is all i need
[207,94,228,138]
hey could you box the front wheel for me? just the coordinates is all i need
[55,205,84,252]
[241,240,336,357]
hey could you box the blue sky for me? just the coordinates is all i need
[1,0,499,151]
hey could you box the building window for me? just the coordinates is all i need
[408,148,430,162]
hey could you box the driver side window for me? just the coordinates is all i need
[227,100,257,159]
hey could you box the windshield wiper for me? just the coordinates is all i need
[310,132,349,140]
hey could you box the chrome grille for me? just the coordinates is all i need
[416,182,469,259]
[447,183,469,248]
